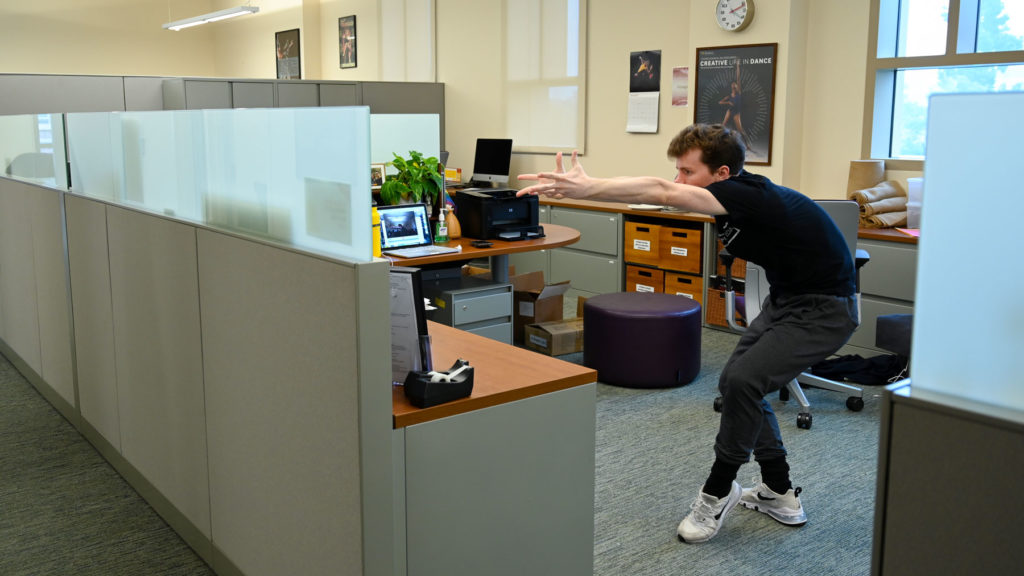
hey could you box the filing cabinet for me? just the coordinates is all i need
[421,274,513,344]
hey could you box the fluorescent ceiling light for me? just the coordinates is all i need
[163,5,259,31]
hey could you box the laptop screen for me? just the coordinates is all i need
[378,203,433,250]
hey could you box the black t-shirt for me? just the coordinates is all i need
[707,171,855,298]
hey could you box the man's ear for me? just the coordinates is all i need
[714,165,732,181]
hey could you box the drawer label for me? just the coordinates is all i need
[675,292,695,299]
[632,239,652,252]
[528,334,549,347]
[636,284,655,293]
[670,247,689,257]
[519,301,535,316]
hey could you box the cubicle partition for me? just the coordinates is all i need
[0,107,395,576]
[872,93,1024,575]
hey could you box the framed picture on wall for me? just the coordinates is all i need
[694,43,777,166]
[339,15,357,69]
[276,28,301,80]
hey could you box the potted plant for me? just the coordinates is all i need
[379,150,445,206]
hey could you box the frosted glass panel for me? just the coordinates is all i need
[0,113,68,189]
[66,107,372,262]
[912,92,1024,411]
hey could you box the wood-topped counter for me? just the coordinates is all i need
[540,197,919,244]
[857,227,919,244]
[392,321,597,428]
[381,222,581,267]
[539,198,714,223]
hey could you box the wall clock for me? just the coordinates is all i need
[715,0,755,32]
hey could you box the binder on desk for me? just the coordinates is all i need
[389,266,431,384]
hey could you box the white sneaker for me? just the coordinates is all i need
[676,481,742,543]
[740,482,808,526]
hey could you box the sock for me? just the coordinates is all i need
[758,457,792,494]
[702,459,741,499]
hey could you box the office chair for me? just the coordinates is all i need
[713,200,870,430]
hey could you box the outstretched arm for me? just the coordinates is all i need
[517,151,727,216]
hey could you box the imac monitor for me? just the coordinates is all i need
[470,138,513,185]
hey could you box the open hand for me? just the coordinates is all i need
[517,151,585,199]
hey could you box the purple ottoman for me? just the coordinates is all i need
[583,292,701,388]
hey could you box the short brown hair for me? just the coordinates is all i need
[667,124,745,176]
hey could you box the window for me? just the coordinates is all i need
[503,0,587,153]
[866,0,1024,165]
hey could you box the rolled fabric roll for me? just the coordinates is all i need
[863,210,907,228]
[860,195,907,216]
[847,160,886,196]
[850,180,905,205]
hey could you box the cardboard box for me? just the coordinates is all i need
[524,318,584,356]
[511,270,570,343]
[576,295,589,319]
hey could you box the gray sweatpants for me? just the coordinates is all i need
[714,293,858,465]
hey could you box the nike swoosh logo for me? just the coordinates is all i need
[757,493,776,501]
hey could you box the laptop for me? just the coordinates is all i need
[379,203,461,258]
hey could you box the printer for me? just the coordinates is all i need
[453,188,544,240]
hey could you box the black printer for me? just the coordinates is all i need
[453,188,544,240]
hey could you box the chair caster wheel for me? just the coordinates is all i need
[797,412,812,429]
[846,396,865,412]
[713,396,723,413]
[779,387,790,402]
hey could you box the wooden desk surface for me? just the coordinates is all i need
[381,223,580,267]
[392,321,597,428]
[540,197,715,223]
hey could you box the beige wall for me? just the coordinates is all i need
[0,0,875,198]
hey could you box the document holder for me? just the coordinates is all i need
[403,359,474,408]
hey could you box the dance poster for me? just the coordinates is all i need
[694,43,777,165]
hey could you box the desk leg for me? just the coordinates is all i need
[489,254,509,283]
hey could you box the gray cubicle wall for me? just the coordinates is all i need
[1,74,445,148]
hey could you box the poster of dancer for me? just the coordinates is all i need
[276,29,301,80]
[694,43,777,165]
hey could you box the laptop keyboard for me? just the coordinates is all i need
[384,245,461,258]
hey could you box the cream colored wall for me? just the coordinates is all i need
[317,0,381,80]
[438,0,872,199]
[1,0,877,199]
[0,0,217,77]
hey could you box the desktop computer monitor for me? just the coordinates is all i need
[470,138,513,185]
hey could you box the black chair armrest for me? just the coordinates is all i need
[719,249,735,291]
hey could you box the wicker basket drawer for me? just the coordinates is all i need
[706,288,745,329]
[715,240,746,280]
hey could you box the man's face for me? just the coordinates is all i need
[674,148,730,188]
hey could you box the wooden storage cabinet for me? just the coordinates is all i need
[665,272,704,305]
[624,222,661,266]
[626,265,664,293]
[658,226,701,274]
[624,217,704,308]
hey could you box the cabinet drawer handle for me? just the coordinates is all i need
[674,277,693,285]
[639,270,653,278]
[636,226,651,233]
[671,231,689,239]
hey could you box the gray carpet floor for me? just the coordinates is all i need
[1,322,881,575]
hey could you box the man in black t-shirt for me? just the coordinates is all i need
[518,124,858,543]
